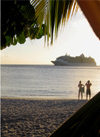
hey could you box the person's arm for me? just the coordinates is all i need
[82,84,85,87]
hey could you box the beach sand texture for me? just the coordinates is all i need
[1,99,86,137]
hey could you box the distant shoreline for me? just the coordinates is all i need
[1,64,100,66]
[1,64,100,68]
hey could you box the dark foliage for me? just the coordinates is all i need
[1,0,46,50]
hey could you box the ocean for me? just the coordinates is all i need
[1,65,100,99]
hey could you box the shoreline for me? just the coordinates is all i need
[1,98,87,137]
[1,95,88,101]
[1,96,82,100]
[1,96,88,101]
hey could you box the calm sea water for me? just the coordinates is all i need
[1,65,100,99]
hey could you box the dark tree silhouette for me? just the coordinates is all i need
[1,0,46,50]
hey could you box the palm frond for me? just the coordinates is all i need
[32,0,78,45]
[31,0,48,23]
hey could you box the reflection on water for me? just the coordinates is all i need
[1,65,100,99]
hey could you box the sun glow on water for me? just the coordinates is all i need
[1,65,100,99]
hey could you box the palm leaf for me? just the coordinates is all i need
[31,0,48,23]
[32,0,78,44]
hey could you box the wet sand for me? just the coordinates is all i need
[1,98,86,137]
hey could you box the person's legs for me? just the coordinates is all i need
[89,90,91,100]
[81,92,83,100]
[78,91,80,100]
[86,91,88,100]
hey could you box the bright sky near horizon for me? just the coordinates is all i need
[1,8,100,65]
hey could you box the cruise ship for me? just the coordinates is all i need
[51,54,96,66]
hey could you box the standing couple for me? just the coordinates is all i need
[78,80,92,100]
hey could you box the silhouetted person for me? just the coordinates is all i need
[78,81,84,100]
[85,80,92,100]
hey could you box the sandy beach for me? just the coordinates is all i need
[1,98,86,137]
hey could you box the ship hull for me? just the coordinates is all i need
[51,61,96,66]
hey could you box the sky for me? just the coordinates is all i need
[1,8,100,65]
